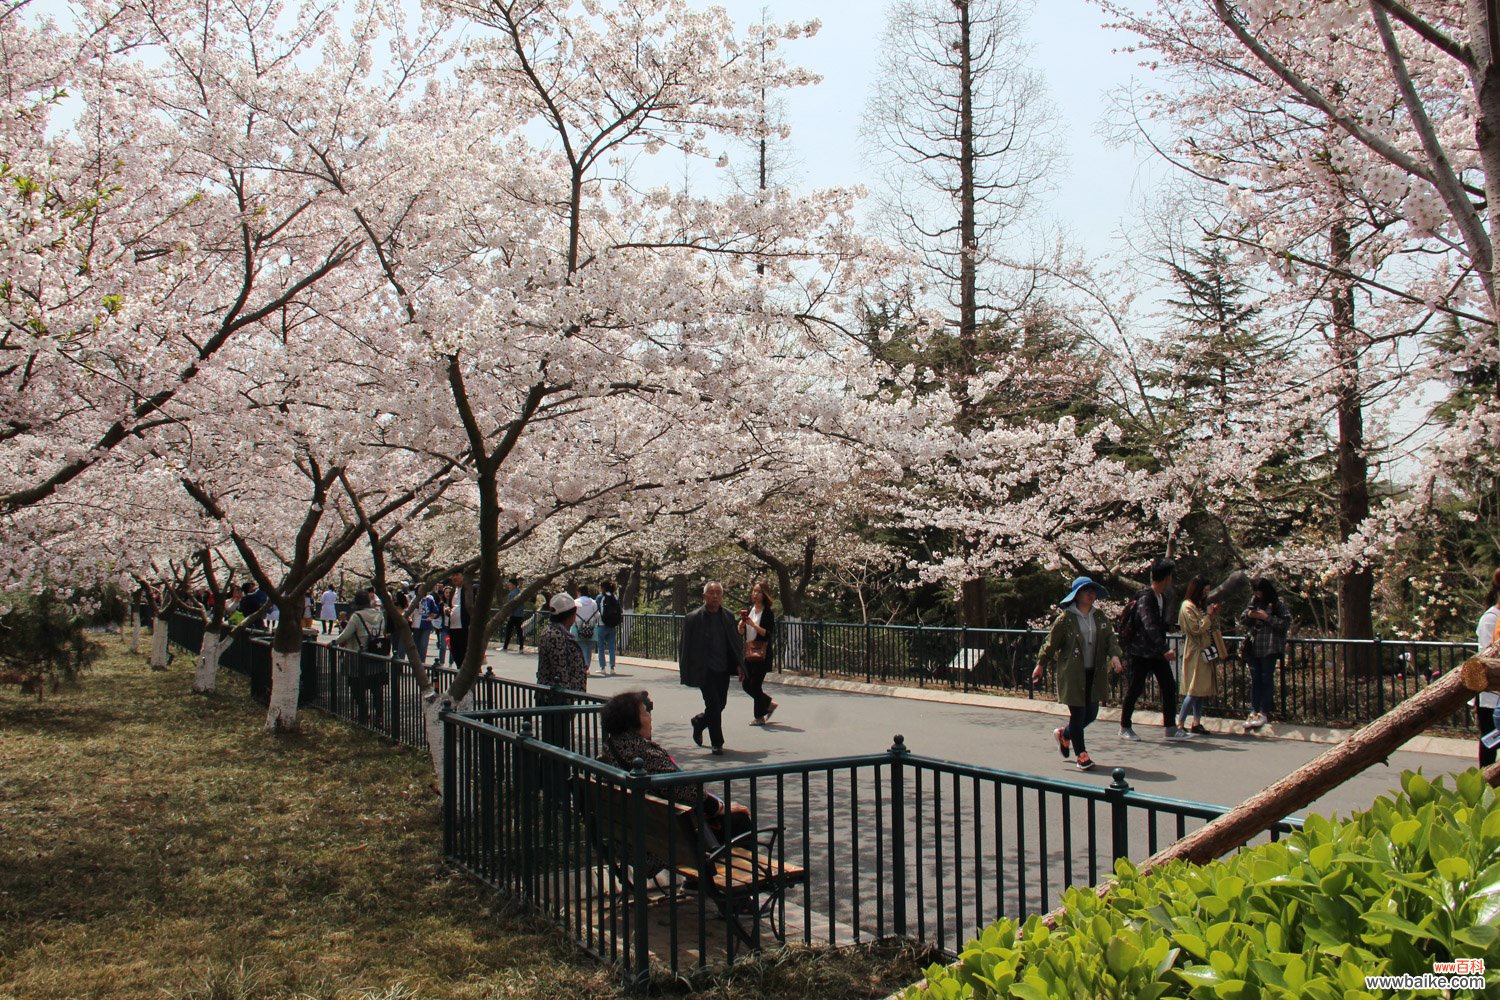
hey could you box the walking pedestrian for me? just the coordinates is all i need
[434,585,452,666]
[596,581,623,675]
[1119,559,1186,742]
[1476,571,1500,767]
[738,580,778,724]
[1032,576,1124,771]
[502,578,528,653]
[318,585,338,634]
[415,588,441,664]
[1176,575,1221,736]
[446,570,477,669]
[573,585,600,676]
[678,582,744,756]
[1241,577,1291,730]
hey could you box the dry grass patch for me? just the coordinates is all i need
[0,637,927,999]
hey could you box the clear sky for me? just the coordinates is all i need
[713,0,1168,261]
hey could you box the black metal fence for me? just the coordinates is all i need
[442,707,1302,983]
[621,613,1479,730]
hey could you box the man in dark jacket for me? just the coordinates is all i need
[1120,559,1185,741]
[679,581,744,755]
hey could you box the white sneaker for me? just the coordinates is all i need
[1119,727,1141,741]
[1165,728,1194,741]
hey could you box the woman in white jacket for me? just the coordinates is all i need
[1476,570,1500,768]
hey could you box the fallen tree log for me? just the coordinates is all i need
[1137,666,1483,872]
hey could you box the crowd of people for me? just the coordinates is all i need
[195,558,1500,774]
[1031,560,1294,771]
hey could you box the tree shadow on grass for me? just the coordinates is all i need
[0,700,123,737]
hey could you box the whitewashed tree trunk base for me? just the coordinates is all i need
[149,619,169,670]
[423,687,475,784]
[130,610,141,654]
[263,648,302,732]
[192,633,223,694]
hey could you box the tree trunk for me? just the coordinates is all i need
[619,558,641,652]
[671,573,689,615]
[130,604,141,654]
[192,630,224,694]
[149,618,169,670]
[960,577,987,633]
[263,604,305,732]
[1331,221,1375,648]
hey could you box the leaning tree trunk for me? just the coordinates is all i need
[130,603,141,654]
[149,617,170,670]
[263,602,305,732]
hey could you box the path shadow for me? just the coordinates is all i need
[681,748,774,766]
[759,723,806,734]
[1108,767,1177,783]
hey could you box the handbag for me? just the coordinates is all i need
[1201,630,1227,663]
[745,637,768,664]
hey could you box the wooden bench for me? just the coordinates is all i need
[574,774,807,949]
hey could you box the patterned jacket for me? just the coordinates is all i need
[1241,599,1291,659]
[536,621,587,692]
[596,731,705,809]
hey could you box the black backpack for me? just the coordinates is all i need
[600,593,623,627]
[1116,595,1140,648]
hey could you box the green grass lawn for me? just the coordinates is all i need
[0,637,926,999]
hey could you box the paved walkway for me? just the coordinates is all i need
[477,643,1478,821]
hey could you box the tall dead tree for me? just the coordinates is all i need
[864,0,1053,628]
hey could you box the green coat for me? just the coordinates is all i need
[1037,610,1122,707]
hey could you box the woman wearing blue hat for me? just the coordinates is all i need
[1031,576,1125,771]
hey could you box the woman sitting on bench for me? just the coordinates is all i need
[598,691,752,840]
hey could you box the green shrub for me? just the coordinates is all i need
[910,769,1500,999]
[0,589,101,697]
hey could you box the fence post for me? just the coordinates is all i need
[440,708,457,860]
[517,719,539,902]
[959,624,968,690]
[1374,634,1385,717]
[388,656,401,738]
[627,757,652,988]
[865,620,873,683]
[1106,767,1132,865]
[889,734,909,938]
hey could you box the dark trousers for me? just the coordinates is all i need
[1481,706,1497,769]
[1067,702,1099,756]
[741,659,773,718]
[1248,654,1277,718]
[502,616,526,651]
[447,627,468,666]
[1121,655,1176,731]
[693,669,733,748]
[351,675,385,726]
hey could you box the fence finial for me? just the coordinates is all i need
[889,734,909,756]
[518,718,533,740]
[630,756,647,777]
[1108,768,1131,794]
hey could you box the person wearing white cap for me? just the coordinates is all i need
[536,591,589,752]
[538,592,588,693]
